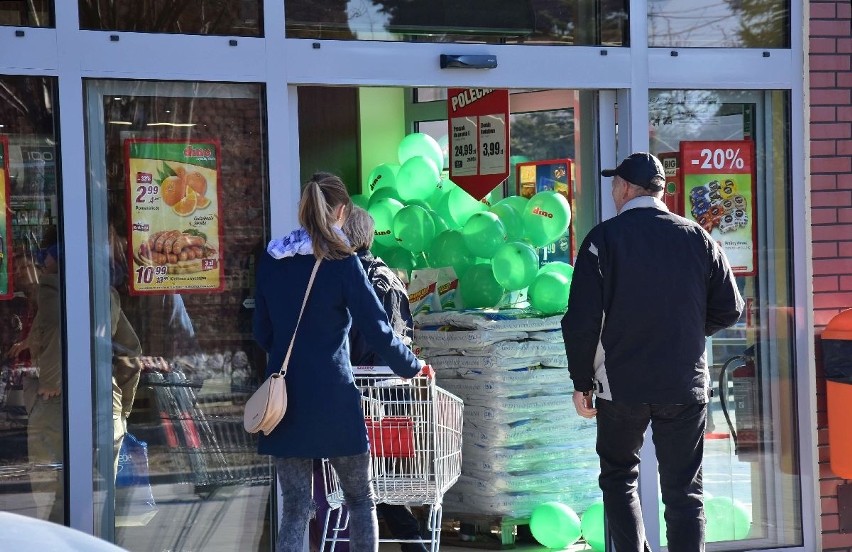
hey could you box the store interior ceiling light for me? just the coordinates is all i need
[108,121,132,125]
[146,122,195,127]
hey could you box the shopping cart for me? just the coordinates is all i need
[321,366,464,552]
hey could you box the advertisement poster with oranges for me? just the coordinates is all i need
[124,139,223,295]
[0,137,11,299]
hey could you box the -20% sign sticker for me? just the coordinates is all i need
[693,147,745,170]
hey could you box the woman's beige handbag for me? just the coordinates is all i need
[244,259,321,435]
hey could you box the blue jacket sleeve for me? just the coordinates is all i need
[705,240,745,336]
[252,255,273,352]
[343,256,420,378]
[561,234,604,393]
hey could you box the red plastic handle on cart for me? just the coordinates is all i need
[419,364,435,379]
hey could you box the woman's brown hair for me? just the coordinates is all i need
[298,172,354,260]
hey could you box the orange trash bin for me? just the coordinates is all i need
[821,309,852,479]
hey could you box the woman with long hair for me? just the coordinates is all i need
[254,173,427,552]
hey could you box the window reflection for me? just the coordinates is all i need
[0,77,64,524]
[79,1,262,36]
[286,0,628,45]
[86,81,272,550]
[0,1,52,27]
[648,0,789,48]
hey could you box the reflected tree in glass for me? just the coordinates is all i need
[79,0,262,36]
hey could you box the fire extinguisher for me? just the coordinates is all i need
[718,344,760,460]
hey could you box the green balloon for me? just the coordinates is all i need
[429,230,473,278]
[458,263,504,309]
[494,195,529,214]
[436,193,462,230]
[461,212,508,259]
[393,205,436,253]
[370,241,394,261]
[529,272,570,314]
[405,199,431,210]
[368,198,404,247]
[489,202,525,241]
[427,177,453,209]
[397,156,441,202]
[491,241,539,291]
[539,262,574,282]
[365,163,400,196]
[429,210,450,234]
[351,193,369,210]
[413,252,430,269]
[522,191,572,247]
[705,497,751,542]
[398,132,444,173]
[446,186,485,227]
[368,186,403,207]
[529,502,582,549]
[580,502,606,552]
[382,247,416,276]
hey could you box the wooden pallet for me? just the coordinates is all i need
[441,514,531,549]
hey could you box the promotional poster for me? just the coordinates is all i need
[681,140,757,276]
[124,139,224,295]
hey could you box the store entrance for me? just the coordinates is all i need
[296,85,610,549]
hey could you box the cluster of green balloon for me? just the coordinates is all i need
[529,502,582,549]
[580,502,606,552]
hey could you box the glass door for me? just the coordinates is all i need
[643,89,801,550]
[84,79,273,551]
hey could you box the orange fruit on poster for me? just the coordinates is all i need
[162,175,187,207]
[171,163,187,180]
[173,187,198,216]
[186,171,208,196]
[195,195,211,209]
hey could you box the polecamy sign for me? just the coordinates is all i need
[447,88,510,200]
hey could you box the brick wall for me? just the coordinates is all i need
[810,1,852,549]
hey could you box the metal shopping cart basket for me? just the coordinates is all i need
[321,366,464,552]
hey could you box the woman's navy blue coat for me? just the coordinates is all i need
[253,251,420,458]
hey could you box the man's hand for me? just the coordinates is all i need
[572,390,597,418]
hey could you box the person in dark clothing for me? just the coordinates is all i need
[342,206,427,552]
[253,173,429,552]
[561,153,744,552]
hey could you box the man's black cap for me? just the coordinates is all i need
[601,152,665,191]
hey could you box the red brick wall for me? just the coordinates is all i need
[810,1,852,549]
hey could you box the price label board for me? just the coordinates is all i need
[447,88,510,200]
[680,140,756,276]
[124,139,224,295]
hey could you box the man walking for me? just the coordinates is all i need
[561,152,744,552]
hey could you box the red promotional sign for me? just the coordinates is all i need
[447,88,510,200]
[680,140,757,276]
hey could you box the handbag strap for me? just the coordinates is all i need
[279,258,322,377]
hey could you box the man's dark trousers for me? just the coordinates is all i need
[596,398,707,552]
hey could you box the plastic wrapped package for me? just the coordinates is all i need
[413,329,529,349]
[415,309,563,331]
